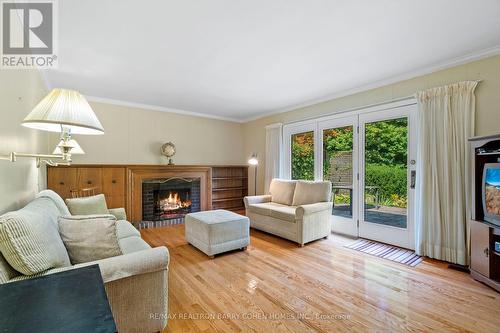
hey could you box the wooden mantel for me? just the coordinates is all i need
[47,164,248,222]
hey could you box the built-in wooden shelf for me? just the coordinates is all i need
[212,197,245,203]
[212,186,247,192]
[223,206,245,211]
[213,176,248,180]
[211,166,248,213]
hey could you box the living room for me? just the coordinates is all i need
[1,1,500,332]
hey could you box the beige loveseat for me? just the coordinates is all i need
[244,179,333,246]
[0,190,169,333]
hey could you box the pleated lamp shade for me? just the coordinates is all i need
[22,88,104,135]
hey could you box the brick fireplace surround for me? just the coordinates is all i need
[128,166,212,222]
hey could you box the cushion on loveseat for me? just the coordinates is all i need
[269,204,297,222]
[269,179,297,205]
[292,180,332,206]
[0,198,71,275]
[59,216,122,264]
[247,202,297,222]
[115,220,150,253]
[65,194,109,215]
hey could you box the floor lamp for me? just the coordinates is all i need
[248,153,258,195]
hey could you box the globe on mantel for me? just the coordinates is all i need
[161,142,176,165]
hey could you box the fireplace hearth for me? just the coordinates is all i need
[142,177,201,223]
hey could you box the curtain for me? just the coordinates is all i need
[415,81,477,265]
[264,123,283,193]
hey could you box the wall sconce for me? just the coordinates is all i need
[0,89,104,167]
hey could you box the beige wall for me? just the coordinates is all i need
[0,70,48,214]
[3,55,500,214]
[243,55,500,195]
[49,102,246,166]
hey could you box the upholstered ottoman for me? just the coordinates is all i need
[185,210,250,258]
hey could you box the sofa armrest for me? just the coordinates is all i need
[244,195,272,207]
[82,246,169,283]
[108,207,127,221]
[7,247,169,285]
[296,202,332,218]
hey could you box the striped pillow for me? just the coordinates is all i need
[0,213,70,275]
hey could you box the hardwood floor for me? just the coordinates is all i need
[141,225,500,333]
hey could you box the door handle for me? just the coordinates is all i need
[410,170,416,189]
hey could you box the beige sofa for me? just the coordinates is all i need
[244,179,332,246]
[0,190,169,333]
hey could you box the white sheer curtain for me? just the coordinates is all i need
[264,123,283,193]
[415,81,478,265]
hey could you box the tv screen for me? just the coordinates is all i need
[483,163,500,226]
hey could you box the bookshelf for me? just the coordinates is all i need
[211,166,248,215]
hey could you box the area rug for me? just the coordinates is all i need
[345,239,423,267]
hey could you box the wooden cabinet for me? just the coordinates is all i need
[47,166,126,210]
[47,167,78,199]
[77,168,103,193]
[469,134,500,292]
[102,168,126,209]
[471,219,490,277]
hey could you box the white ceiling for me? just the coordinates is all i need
[43,0,500,122]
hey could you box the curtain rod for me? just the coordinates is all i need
[284,80,483,126]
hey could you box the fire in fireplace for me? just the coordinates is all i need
[142,177,201,223]
[158,190,192,219]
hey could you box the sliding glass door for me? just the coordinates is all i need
[283,122,317,180]
[291,131,315,180]
[319,116,358,236]
[283,101,417,249]
[359,106,416,249]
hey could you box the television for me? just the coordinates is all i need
[482,163,500,226]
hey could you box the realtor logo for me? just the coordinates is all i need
[1,0,57,68]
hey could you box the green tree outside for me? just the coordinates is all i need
[291,118,408,208]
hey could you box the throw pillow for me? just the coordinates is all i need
[0,210,71,275]
[292,180,332,206]
[65,194,109,216]
[269,179,297,205]
[58,216,122,264]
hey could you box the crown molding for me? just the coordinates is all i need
[36,45,500,124]
[84,96,242,123]
[240,45,500,123]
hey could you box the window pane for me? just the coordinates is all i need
[291,131,314,180]
[364,118,408,228]
[323,126,353,218]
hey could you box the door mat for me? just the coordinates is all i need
[345,239,422,267]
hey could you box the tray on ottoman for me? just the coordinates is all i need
[185,209,250,258]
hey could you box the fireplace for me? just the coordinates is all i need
[142,177,201,224]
